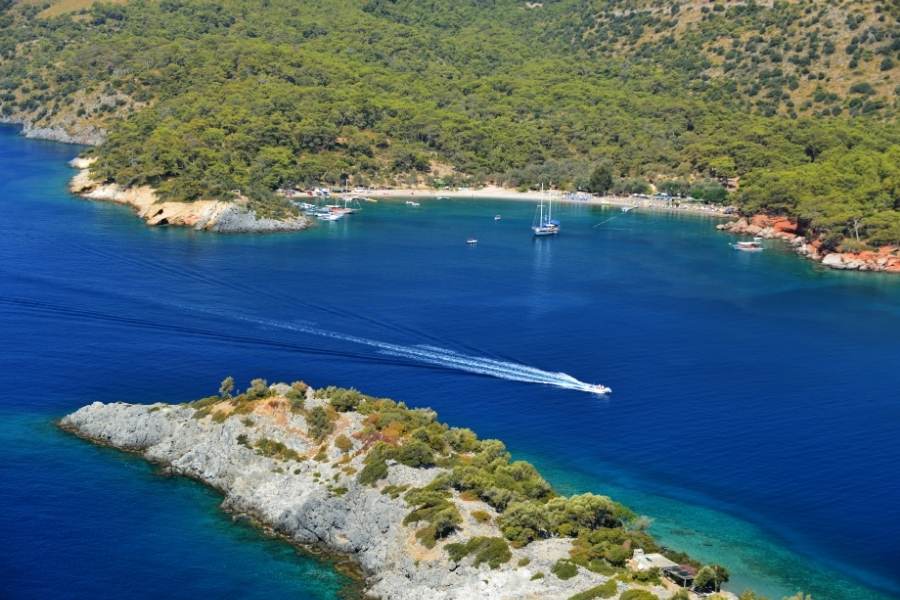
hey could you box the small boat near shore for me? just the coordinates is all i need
[405,200,420,207]
[494,214,502,221]
[317,212,344,221]
[732,240,763,252]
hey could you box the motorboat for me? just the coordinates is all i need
[466,238,478,245]
[405,200,421,207]
[732,240,763,252]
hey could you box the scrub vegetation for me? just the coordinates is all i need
[192,378,739,587]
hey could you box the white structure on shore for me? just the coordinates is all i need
[628,548,678,571]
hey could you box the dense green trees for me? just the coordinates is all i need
[587,164,614,195]
[0,0,896,245]
[739,144,900,245]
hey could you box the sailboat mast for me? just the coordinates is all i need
[548,181,552,221]
[540,182,544,224]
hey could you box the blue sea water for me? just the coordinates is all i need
[1,125,898,599]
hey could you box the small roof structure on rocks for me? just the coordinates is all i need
[629,549,679,571]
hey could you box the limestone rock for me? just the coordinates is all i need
[60,395,646,600]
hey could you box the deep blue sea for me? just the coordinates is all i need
[1,125,899,600]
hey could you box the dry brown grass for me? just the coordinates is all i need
[36,0,126,19]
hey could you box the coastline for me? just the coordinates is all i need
[357,186,733,218]
[68,158,312,233]
[0,115,105,146]
[718,215,900,274]
[14,122,897,273]
[59,416,368,599]
[59,382,733,600]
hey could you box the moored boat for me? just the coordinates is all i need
[732,240,763,252]
[532,183,560,236]
[405,200,421,207]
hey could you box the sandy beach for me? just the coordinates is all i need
[348,186,733,218]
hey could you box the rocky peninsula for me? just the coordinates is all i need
[718,215,900,274]
[68,158,311,233]
[60,379,733,600]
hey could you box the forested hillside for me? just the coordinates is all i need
[1,0,898,246]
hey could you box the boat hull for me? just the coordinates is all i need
[532,227,559,236]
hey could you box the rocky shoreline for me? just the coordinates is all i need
[68,158,311,233]
[59,381,702,600]
[717,215,900,273]
[0,115,106,146]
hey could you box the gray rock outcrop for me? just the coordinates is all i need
[60,393,648,600]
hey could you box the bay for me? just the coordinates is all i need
[1,126,898,599]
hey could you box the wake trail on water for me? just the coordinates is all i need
[0,296,430,370]
[72,243,508,361]
[183,306,611,395]
[1,289,611,395]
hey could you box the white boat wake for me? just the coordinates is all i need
[216,311,611,395]
[2,285,611,395]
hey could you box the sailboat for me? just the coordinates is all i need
[532,183,560,236]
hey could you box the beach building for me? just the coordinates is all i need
[663,565,698,589]
[629,548,679,571]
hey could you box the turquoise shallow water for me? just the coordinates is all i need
[1,125,899,599]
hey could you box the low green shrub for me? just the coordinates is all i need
[551,558,579,580]
[244,378,271,400]
[326,387,364,412]
[334,434,353,453]
[472,510,492,524]
[397,439,435,468]
[625,567,660,584]
[358,458,389,485]
[403,487,461,549]
[567,579,617,600]
[619,591,657,600]
[357,442,397,485]
[307,406,334,441]
[286,381,307,412]
[381,484,409,498]
[254,437,302,461]
[191,395,222,409]
[444,536,511,569]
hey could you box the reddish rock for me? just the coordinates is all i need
[750,214,771,228]
[771,218,797,233]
